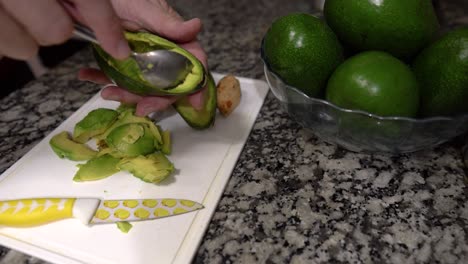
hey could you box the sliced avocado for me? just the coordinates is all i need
[96,107,163,148]
[73,154,121,182]
[92,31,206,96]
[73,108,119,143]
[161,130,171,155]
[105,123,158,157]
[116,221,133,233]
[50,131,97,161]
[94,146,127,160]
[173,73,217,129]
[117,153,174,184]
[156,125,171,155]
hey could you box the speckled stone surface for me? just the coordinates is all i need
[1,0,468,264]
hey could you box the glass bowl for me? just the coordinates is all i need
[260,46,468,154]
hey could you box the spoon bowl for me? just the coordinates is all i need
[73,24,192,89]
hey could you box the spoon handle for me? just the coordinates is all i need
[73,23,99,45]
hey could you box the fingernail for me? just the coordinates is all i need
[117,40,131,59]
[101,90,120,101]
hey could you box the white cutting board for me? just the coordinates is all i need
[0,73,269,264]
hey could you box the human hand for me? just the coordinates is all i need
[79,0,208,117]
[0,0,130,60]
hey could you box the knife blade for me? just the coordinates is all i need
[0,198,203,227]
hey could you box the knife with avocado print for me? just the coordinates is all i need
[0,198,203,227]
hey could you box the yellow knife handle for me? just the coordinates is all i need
[0,198,75,227]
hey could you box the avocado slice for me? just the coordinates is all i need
[161,129,171,155]
[156,125,171,155]
[73,108,119,143]
[173,73,217,129]
[117,153,174,184]
[50,131,97,161]
[96,107,163,149]
[92,31,206,96]
[105,123,159,157]
[73,154,121,182]
[116,221,133,233]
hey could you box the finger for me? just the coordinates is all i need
[60,0,86,25]
[78,68,112,84]
[120,19,141,32]
[187,87,206,111]
[0,7,38,59]
[135,1,202,43]
[2,0,73,46]
[101,86,142,104]
[73,0,130,59]
[135,96,178,117]
[147,17,202,43]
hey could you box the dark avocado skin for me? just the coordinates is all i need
[412,27,468,117]
[173,73,217,129]
[324,0,440,61]
[262,13,344,97]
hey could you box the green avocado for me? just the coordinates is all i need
[117,153,175,184]
[324,0,440,60]
[173,73,217,129]
[73,154,121,182]
[105,123,159,157]
[73,108,119,143]
[50,131,97,161]
[326,51,420,117]
[412,27,468,117]
[262,13,344,97]
[92,31,206,96]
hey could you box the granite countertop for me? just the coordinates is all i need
[1,0,467,263]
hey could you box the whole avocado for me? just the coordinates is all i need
[324,0,440,60]
[412,27,468,117]
[326,51,420,118]
[262,13,344,97]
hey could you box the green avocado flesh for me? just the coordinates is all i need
[96,108,163,148]
[173,73,217,129]
[117,153,174,184]
[50,105,174,184]
[161,129,171,155]
[73,154,121,182]
[117,222,133,233]
[105,123,158,157]
[93,31,206,96]
[73,108,119,143]
[49,131,97,161]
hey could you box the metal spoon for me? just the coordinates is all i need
[73,23,192,89]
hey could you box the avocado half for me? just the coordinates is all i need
[93,32,217,130]
[173,73,217,129]
[92,31,206,96]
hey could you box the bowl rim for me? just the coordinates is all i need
[260,39,468,123]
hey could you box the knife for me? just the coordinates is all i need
[0,198,203,227]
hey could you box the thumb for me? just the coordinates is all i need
[142,14,202,43]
